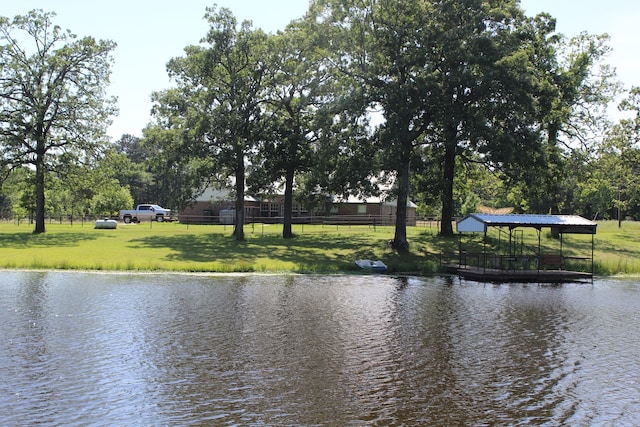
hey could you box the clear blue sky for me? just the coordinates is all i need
[3,0,638,139]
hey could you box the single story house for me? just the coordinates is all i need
[326,194,417,226]
[178,187,417,225]
[179,188,260,224]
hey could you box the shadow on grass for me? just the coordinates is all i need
[128,229,461,274]
[0,232,100,248]
[412,231,460,253]
[128,232,391,272]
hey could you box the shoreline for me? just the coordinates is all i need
[1,267,637,280]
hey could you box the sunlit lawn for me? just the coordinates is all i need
[0,221,440,273]
[0,219,638,275]
[589,220,640,275]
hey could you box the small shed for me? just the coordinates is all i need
[454,213,597,282]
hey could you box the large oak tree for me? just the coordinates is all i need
[308,0,548,244]
[0,10,116,233]
[250,25,330,238]
[308,0,437,251]
[154,6,268,241]
[428,0,545,235]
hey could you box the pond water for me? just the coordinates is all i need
[1,271,639,426]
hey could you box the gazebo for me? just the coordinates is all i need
[453,213,597,282]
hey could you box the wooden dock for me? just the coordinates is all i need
[446,265,593,283]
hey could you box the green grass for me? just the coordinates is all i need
[0,219,638,276]
[589,220,640,276]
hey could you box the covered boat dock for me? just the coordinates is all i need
[451,213,597,282]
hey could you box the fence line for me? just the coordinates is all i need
[179,213,440,227]
[0,213,442,232]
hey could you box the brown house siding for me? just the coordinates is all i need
[178,191,415,225]
[179,200,260,224]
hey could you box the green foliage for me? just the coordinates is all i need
[102,141,154,206]
[18,184,36,217]
[90,183,134,217]
[140,126,213,211]
[522,29,620,214]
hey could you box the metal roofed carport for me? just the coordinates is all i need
[457,213,597,234]
[452,214,597,282]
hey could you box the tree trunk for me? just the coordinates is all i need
[392,145,411,253]
[546,123,562,214]
[283,167,294,239]
[34,145,46,234]
[440,128,457,237]
[233,156,245,241]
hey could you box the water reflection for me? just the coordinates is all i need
[0,272,639,426]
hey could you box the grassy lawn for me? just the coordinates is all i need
[0,219,638,275]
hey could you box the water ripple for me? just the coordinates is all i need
[0,273,639,425]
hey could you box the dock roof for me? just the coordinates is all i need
[457,214,597,234]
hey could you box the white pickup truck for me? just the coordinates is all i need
[119,204,173,223]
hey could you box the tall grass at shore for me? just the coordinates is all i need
[0,219,638,275]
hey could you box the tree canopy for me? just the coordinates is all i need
[249,23,331,238]
[306,0,556,240]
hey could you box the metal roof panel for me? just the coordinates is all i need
[457,213,597,234]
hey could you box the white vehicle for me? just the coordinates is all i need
[119,204,172,223]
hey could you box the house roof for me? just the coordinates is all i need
[197,187,258,202]
[457,213,597,234]
[331,194,418,208]
[197,187,415,207]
